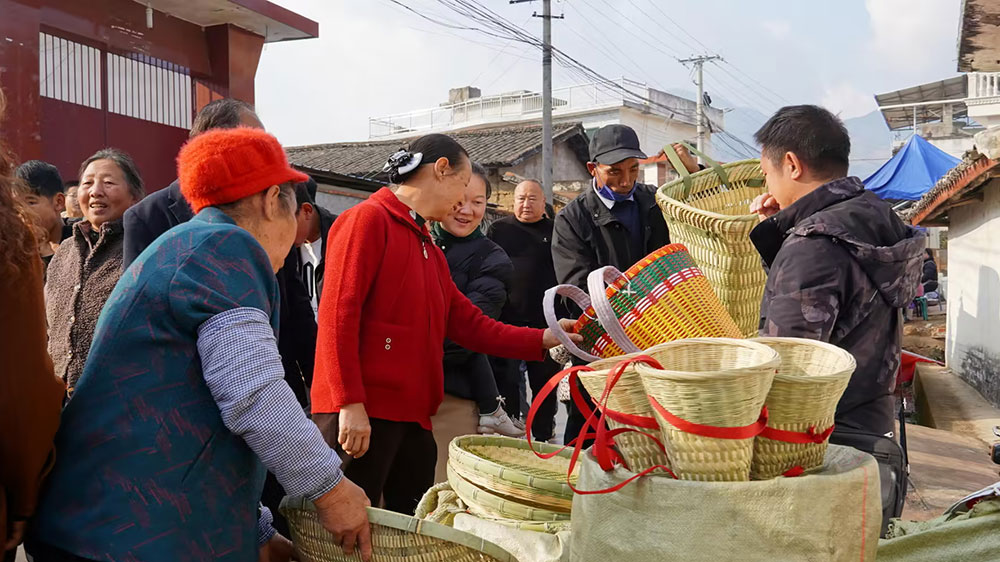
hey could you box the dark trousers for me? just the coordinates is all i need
[494,356,561,441]
[314,414,436,515]
[565,377,598,447]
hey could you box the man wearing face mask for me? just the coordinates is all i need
[551,124,700,442]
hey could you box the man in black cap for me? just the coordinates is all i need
[551,124,700,442]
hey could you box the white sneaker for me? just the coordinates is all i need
[479,407,526,437]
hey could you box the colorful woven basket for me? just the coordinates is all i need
[635,338,779,481]
[750,338,856,479]
[577,351,670,473]
[279,498,516,562]
[657,143,768,337]
[447,435,574,513]
[544,244,741,362]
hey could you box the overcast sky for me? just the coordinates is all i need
[255,0,962,147]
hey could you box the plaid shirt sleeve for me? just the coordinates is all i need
[257,504,277,546]
[197,307,343,502]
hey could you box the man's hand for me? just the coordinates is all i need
[542,319,584,349]
[750,193,781,221]
[338,403,371,458]
[672,143,700,173]
[4,519,26,551]
[314,478,372,561]
[258,533,296,562]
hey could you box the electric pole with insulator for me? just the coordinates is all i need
[679,54,722,154]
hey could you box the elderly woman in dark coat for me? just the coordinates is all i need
[44,149,143,395]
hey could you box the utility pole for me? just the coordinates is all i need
[512,0,563,205]
[679,55,722,154]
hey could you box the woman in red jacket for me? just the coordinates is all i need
[313,134,577,514]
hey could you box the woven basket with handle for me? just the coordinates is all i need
[543,244,741,362]
[657,143,768,337]
[635,338,779,481]
[280,498,517,562]
[749,337,856,479]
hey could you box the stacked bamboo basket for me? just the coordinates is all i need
[445,435,574,531]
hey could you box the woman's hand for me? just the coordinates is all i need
[338,403,371,458]
[750,193,781,221]
[314,478,372,561]
[542,319,584,350]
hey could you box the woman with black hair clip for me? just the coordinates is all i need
[312,134,580,514]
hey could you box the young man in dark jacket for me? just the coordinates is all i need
[551,124,700,442]
[292,179,338,318]
[749,105,925,437]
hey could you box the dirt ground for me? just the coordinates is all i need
[903,311,946,362]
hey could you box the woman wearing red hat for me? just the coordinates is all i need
[28,128,372,562]
[312,133,580,515]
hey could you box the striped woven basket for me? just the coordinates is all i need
[544,244,741,362]
[577,350,670,472]
[750,338,856,479]
[447,435,574,513]
[279,498,516,562]
[657,143,768,337]
[635,338,779,481]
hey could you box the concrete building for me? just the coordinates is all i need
[0,0,318,190]
[367,80,723,188]
[874,76,985,159]
[286,121,591,214]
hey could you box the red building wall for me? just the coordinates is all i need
[1,0,266,191]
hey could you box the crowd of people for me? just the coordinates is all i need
[1,85,925,562]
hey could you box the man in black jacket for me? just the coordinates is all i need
[552,124,700,442]
[292,179,337,318]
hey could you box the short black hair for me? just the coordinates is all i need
[64,179,79,191]
[79,148,145,201]
[470,162,491,199]
[15,160,64,198]
[190,98,257,138]
[294,177,318,210]
[390,134,469,184]
[754,105,850,179]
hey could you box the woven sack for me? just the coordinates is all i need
[657,143,768,337]
[750,337,855,479]
[636,338,779,481]
[280,498,516,562]
[543,244,741,362]
[570,445,881,562]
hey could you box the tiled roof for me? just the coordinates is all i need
[905,150,999,225]
[286,122,588,180]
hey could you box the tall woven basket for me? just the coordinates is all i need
[657,143,768,337]
[577,350,671,472]
[635,338,779,481]
[279,499,517,562]
[750,338,856,479]
[544,244,741,362]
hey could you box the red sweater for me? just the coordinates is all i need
[313,188,545,430]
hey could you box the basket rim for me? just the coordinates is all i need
[657,159,766,223]
[751,337,857,384]
[279,497,517,562]
[447,463,571,522]
[632,338,780,381]
[447,455,573,508]
[448,435,576,493]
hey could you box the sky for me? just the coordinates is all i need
[255,0,964,147]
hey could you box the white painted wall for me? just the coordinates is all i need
[946,179,1000,407]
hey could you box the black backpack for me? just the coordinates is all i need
[830,427,907,537]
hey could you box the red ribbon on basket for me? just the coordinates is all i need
[759,424,835,445]
[525,355,678,495]
[648,397,770,440]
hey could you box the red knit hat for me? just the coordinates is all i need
[177,127,309,212]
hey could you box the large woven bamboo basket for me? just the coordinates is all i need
[447,435,575,513]
[635,338,779,481]
[570,244,742,359]
[577,350,670,472]
[657,149,768,337]
[447,463,571,522]
[750,337,856,479]
[280,498,517,562]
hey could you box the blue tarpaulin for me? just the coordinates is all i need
[864,135,960,201]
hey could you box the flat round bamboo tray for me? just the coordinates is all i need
[657,159,768,337]
[415,482,570,534]
[447,463,571,522]
[447,435,576,508]
[750,337,856,479]
[577,351,669,472]
[280,498,516,562]
[635,338,779,481]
